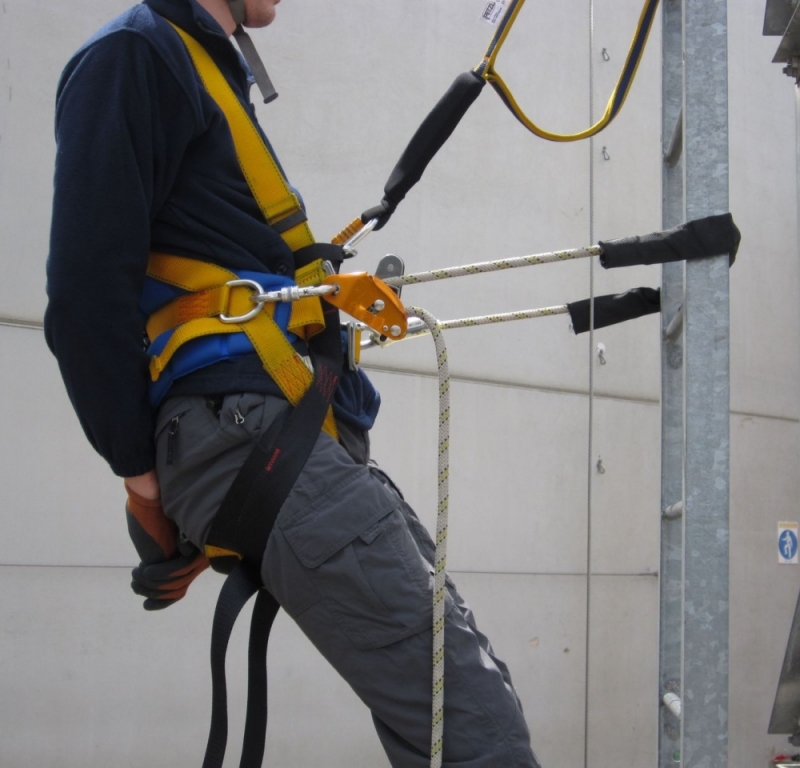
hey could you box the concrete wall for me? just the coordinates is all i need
[0,1,797,766]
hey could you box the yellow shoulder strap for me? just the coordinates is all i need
[167,21,315,253]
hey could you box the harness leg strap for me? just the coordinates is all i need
[241,589,281,768]
[203,564,262,768]
[202,295,344,768]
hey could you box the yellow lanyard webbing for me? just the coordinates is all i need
[474,0,660,142]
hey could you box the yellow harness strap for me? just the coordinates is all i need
[147,254,337,438]
[168,21,314,252]
[145,258,327,342]
[147,24,339,438]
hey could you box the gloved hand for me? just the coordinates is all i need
[125,483,209,610]
[130,540,210,611]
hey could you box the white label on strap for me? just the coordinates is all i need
[480,0,509,26]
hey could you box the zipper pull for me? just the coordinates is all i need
[167,415,181,466]
[234,407,245,425]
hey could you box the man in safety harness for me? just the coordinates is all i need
[45,1,541,766]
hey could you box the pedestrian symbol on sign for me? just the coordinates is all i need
[779,523,799,564]
[782,530,798,559]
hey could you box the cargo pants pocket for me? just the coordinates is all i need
[278,463,447,650]
[154,394,289,549]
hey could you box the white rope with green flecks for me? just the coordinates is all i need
[369,247,599,766]
[360,305,571,355]
[383,245,602,288]
[427,305,569,331]
[406,305,449,768]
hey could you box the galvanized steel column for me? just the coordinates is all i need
[682,0,731,766]
[659,0,685,763]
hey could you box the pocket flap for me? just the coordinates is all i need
[279,465,399,568]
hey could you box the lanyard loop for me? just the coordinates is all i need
[475,0,661,142]
[333,0,661,243]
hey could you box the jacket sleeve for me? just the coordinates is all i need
[45,30,197,477]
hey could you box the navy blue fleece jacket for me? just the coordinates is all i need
[45,0,378,477]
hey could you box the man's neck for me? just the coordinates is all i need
[195,0,236,36]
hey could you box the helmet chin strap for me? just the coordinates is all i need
[228,0,279,104]
[227,0,246,25]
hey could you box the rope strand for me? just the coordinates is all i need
[406,306,450,768]
[361,305,570,352]
[383,247,602,288]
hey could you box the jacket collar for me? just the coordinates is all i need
[144,0,234,54]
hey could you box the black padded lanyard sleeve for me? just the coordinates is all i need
[568,287,661,335]
[599,213,740,269]
[362,71,486,229]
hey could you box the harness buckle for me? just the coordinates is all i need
[219,279,266,324]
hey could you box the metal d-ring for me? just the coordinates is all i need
[219,279,265,323]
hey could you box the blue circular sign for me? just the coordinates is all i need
[780,530,798,560]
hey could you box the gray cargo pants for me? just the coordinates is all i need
[155,392,541,768]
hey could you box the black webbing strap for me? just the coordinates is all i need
[567,286,661,335]
[202,565,277,768]
[240,589,280,767]
[202,244,345,768]
[206,313,340,564]
[362,71,486,230]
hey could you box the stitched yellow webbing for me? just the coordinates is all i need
[287,259,328,340]
[147,254,337,438]
[168,21,315,252]
[146,258,326,342]
[146,284,232,340]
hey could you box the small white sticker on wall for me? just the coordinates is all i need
[779,522,799,564]
[480,0,509,26]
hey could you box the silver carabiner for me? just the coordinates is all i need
[219,279,265,323]
[342,218,379,258]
